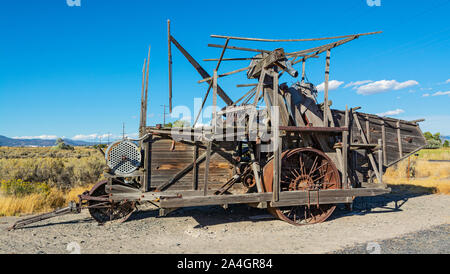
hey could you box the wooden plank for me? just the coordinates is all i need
[397,121,403,157]
[378,139,383,185]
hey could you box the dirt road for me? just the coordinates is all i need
[1,187,449,254]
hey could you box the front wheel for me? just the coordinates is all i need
[87,180,136,224]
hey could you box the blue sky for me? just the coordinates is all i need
[0,0,449,141]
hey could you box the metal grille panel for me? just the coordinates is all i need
[105,140,142,175]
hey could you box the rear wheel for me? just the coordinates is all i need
[263,148,341,225]
[88,180,136,224]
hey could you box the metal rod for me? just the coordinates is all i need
[323,49,330,127]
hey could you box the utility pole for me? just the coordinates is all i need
[161,104,168,127]
[122,122,125,139]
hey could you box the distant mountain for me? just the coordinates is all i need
[0,135,96,147]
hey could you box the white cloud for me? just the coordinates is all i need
[376,109,405,117]
[72,133,113,141]
[445,79,450,84]
[316,80,344,92]
[13,135,59,140]
[344,80,373,88]
[422,93,430,97]
[356,80,419,95]
[431,91,450,96]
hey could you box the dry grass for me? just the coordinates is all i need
[384,148,450,194]
[0,184,94,216]
[0,146,103,216]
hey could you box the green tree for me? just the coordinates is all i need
[444,140,449,148]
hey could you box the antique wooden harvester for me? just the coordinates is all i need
[9,21,427,230]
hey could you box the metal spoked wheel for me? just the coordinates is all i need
[88,180,136,224]
[263,148,341,226]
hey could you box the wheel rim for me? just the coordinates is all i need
[88,180,136,224]
[263,148,340,225]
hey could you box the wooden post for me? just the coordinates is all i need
[139,59,147,134]
[381,120,387,164]
[378,139,383,185]
[301,59,306,83]
[142,135,152,192]
[143,46,151,128]
[167,20,172,113]
[212,70,218,132]
[203,142,212,196]
[342,105,349,189]
[396,121,403,158]
[407,156,410,181]
[192,143,198,190]
[323,49,331,127]
[272,70,280,202]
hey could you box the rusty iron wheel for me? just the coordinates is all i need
[263,148,341,226]
[88,180,136,224]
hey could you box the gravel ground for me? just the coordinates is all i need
[1,187,449,254]
[332,224,450,254]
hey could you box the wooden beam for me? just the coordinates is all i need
[382,120,387,164]
[139,59,147,134]
[192,143,198,190]
[203,141,212,196]
[167,20,172,113]
[323,49,331,126]
[272,70,280,202]
[208,43,270,53]
[210,31,382,42]
[198,66,251,83]
[170,36,233,105]
[343,105,349,188]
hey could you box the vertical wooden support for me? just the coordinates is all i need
[212,70,218,132]
[323,49,331,127]
[139,59,147,134]
[203,71,217,196]
[342,105,349,189]
[250,144,263,193]
[272,70,280,202]
[353,112,382,183]
[381,120,387,164]
[365,115,370,143]
[203,141,212,196]
[143,46,151,128]
[301,59,306,83]
[142,135,152,192]
[396,121,403,158]
[192,143,198,190]
[167,20,172,113]
[378,139,383,185]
